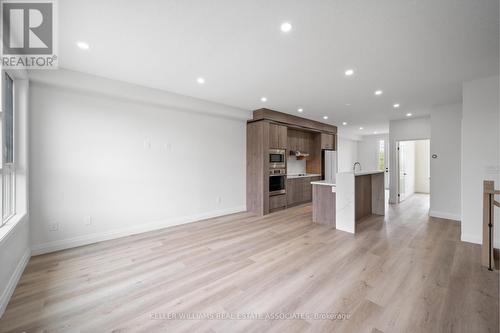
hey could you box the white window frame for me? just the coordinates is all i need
[1,70,16,227]
[378,139,385,171]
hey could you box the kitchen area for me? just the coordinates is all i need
[247,108,385,234]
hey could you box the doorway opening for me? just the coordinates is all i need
[397,139,430,203]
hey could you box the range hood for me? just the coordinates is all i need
[290,150,310,158]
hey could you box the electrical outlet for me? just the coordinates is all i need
[164,143,172,152]
[84,216,92,226]
[144,138,151,149]
[216,196,222,205]
[48,222,59,232]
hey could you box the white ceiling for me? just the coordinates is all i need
[57,0,499,136]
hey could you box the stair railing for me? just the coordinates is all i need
[483,180,500,270]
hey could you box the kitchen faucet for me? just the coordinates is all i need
[353,162,361,172]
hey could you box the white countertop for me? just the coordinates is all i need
[338,170,384,176]
[287,173,321,179]
[311,180,336,187]
[354,170,384,176]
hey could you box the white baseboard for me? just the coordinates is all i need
[429,210,461,221]
[461,233,482,245]
[31,206,246,256]
[0,248,30,318]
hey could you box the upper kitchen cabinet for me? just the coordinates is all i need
[320,133,335,150]
[288,128,313,154]
[269,123,287,149]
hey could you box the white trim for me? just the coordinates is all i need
[31,206,246,256]
[0,213,27,246]
[461,232,482,245]
[429,210,461,221]
[0,248,30,318]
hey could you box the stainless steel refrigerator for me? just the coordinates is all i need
[322,150,337,183]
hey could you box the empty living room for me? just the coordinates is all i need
[0,0,499,332]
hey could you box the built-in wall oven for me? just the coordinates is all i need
[269,149,286,195]
[269,149,286,169]
[269,170,286,196]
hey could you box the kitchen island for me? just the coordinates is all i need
[311,171,385,233]
[311,180,336,227]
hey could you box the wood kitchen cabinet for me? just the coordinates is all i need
[269,194,287,211]
[269,123,287,149]
[246,109,337,216]
[320,133,335,150]
[288,129,313,153]
[286,176,321,206]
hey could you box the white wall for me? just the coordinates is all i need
[415,140,430,194]
[0,74,30,317]
[461,76,499,245]
[430,104,462,220]
[287,157,306,175]
[389,117,431,203]
[357,134,389,172]
[29,70,250,255]
[0,217,29,316]
[337,137,358,172]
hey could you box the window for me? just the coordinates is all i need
[2,73,15,226]
[4,74,13,164]
[378,140,385,171]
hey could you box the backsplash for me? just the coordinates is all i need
[287,157,306,175]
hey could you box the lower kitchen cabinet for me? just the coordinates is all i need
[286,176,321,207]
[269,194,287,211]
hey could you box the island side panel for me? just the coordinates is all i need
[335,173,355,233]
[371,172,385,215]
[312,184,336,226]
[355,174,372,221]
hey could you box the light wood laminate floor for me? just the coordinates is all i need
[0,194,498,332]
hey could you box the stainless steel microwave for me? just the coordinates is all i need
[269,149,286,169]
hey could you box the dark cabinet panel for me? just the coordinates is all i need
[269,194,287,211]
[269,123,287,149]
[321,133,335,150]
[278,125,287,149]
[288,129,314,153]
[286,176,321,206]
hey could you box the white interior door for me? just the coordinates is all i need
[384,140,390,189]
[398,142,406,202]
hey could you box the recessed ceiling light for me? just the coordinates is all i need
[76,41,90,50]
[260,97,267,102]
[342,122,347,126]
[297,108,303,113]
[374,90,383,96]
[280,22,292,33]
[345,103,351,106]
[196,77,205,84]
[393,103,400,108]
[406,113,413,117]
[374,131,378,134]
[359,127,364,130]
[345,69,354,76]
[323,116,328,120]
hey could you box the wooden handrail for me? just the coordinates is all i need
[482,180,499,270]
[484,188,500,195]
